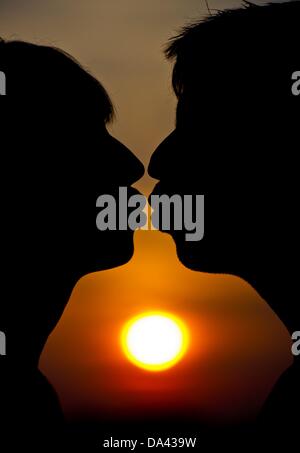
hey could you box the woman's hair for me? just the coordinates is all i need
[0,38,114,122]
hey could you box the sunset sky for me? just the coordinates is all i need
[1,0,292,423]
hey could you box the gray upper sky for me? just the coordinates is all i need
[0,0,284,189]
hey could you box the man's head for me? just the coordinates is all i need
[149,1,300,332]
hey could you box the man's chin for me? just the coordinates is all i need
[167,230,215,273]
[155,229,196,270]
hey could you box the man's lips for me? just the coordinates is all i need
[148,182,171,200]
[148,182,185,204]
[99,186,142,199]
[148,182,180,236]
[127,186,143,199]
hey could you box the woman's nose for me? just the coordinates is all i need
[102,133,145,186]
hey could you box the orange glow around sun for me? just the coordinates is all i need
[121,312,189,372]
[40,229,292,422]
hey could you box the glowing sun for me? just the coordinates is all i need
[121,312,189,371]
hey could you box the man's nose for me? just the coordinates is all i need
[106,134,145,186]
[148,130,177,180]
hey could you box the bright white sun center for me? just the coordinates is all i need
[121,312,189,371]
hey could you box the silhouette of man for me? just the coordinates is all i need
[0,39,144,449]
[149,1,299,445]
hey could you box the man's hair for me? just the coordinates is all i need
[165,1,300,98]
[0,38,114,122]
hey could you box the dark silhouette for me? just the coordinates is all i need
[149,1,299,446]
[0,39,144,450]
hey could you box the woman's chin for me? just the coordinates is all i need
[94,230,135,271]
